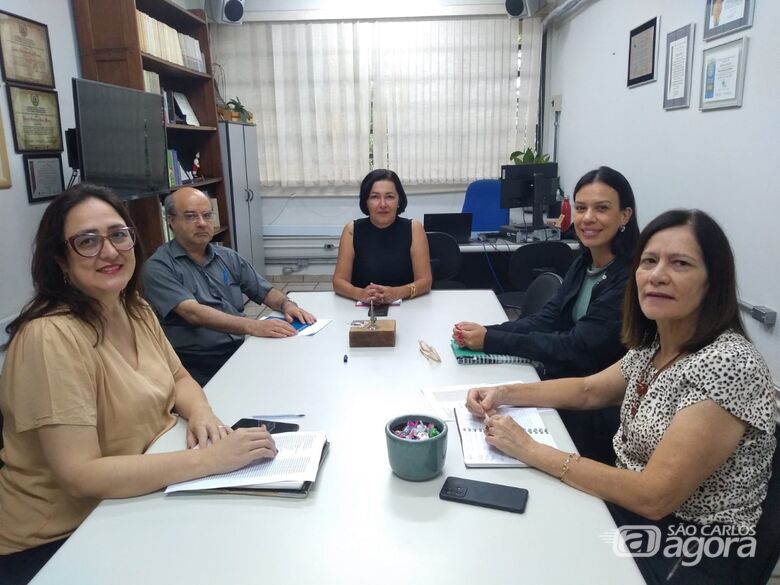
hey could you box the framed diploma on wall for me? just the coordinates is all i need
[699,37,748,111]
[627,17,659,88]
[0,10,55,88]
[703,0,754,41]
[6,84,63,152]
[663,24,695,110]
[23,153,63,203]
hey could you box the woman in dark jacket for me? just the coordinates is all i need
[453,166,639,462]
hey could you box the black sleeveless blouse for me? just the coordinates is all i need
[351,217,414,288]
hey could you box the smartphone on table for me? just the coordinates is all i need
[231,418,300,433]
[439,476,528,514]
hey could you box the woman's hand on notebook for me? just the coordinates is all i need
[484,415,531,461]
[452,322,487,350]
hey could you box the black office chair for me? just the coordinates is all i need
[426,231,465,289]
[519,272,563,318]
[743,424,780,585]
[498,241,574,310]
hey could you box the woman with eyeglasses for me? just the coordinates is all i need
[0,185,277,585]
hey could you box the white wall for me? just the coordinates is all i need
[0,1,81,345]
[543,0,780,377]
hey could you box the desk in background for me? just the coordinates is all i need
[32,291,641,585]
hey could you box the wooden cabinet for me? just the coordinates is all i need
[71,0,232,255]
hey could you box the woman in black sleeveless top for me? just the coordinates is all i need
[333,170,432,304]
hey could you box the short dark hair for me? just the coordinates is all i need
[358,169,408,216]
[622,209,746,351]
[4,184,146,349]
[572,166,639,260]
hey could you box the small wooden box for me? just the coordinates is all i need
[349,319,396,347]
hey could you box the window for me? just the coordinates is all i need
[212,17,529,188]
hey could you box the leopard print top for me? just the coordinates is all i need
[615,330,776,529]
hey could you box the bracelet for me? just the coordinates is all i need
[407,283,417,299]
[558,452,581,481]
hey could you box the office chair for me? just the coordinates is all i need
[461,180,509,233]
[426,231,465,289]
[498,241,574,311]
[519,272,563,317]
[743,424,780,585]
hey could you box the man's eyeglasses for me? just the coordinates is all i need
[171,211,215,223]
[65,227,137,258]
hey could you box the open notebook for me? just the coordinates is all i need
[454,404,557,468]
[166,432,328,498]
[450,340,540,367]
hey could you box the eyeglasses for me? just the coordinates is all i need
[65,227,137,258]
[171,211,215,223]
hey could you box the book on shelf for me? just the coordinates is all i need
[454,404,557,468]
[172,92,200,126]
[159,201,173,243]
[135,10,204,73]
[142,70,160,94]
[450,340,541,367]
[165,432,329,498]
[209,197,221,228]
[166,150,176,187]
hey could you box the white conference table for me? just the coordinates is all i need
[32,290,643,585]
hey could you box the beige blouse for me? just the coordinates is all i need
[0,306,180,553]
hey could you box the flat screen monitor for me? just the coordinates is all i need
[72,78,168,200]
[500,163,559,229]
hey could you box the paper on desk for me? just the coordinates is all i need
[166,432,327,493]
[260,315,332,337]
[421,380,551,421]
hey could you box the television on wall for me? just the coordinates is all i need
[71,78,168,199]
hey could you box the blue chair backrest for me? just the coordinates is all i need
[462,179,509,233]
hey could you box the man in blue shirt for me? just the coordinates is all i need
[143,187,316,385]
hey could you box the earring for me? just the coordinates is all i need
[619,224,626,233]
[63,272,71,285]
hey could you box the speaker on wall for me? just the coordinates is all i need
[207,0,244,25]
[505,0,545,19]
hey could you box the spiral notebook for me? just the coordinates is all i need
[454,404,557,468]
[450,340,540,367]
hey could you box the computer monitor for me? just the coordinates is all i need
[499,163,559,229]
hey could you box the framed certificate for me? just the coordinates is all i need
[0,102,10,188]
[6,84,63,152]
[704,0,754,41]
[23,153,63,203]
[627,17,659,88]
[663,24,695,110]
[0,10,55,88]
[700,37,748,110]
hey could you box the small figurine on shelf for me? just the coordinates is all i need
[192,153,201,179]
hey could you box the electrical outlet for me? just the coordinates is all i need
[551,95,563,112]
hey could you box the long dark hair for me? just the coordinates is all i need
[358,169,408,215]
[3,184,146,349]
[622,209,746,351]
[572,166,639,260]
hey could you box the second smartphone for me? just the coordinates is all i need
[439,476,528,514]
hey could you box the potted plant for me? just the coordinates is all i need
[509,147,550,165]
[226,97,251,123]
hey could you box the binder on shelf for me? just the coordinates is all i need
[454,404,556,468]
[172,92,200,126]
[450,340,540,367]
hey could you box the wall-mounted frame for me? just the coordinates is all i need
[700,37,748,111]
[627,17,659,88]
[663,24,695,110]
[0,104,10,188]
[704,0,754,41]
[0,10,55,88]
[23,153,63,203]
[6,84,62,152]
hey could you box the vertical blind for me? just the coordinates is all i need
[212,17,535,187]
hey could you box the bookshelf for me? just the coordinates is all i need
[71,0,232,254]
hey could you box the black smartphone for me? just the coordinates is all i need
[369,304,390,317]
[231,418,300,433]
[439,476,528,514]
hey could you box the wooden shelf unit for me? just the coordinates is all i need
[72,0,231,255]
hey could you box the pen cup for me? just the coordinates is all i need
[385,414,448,481]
